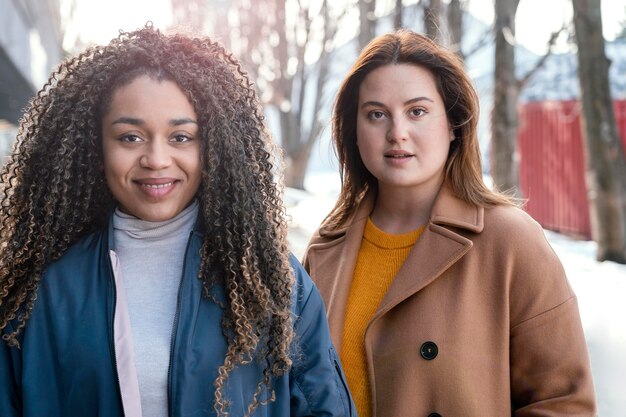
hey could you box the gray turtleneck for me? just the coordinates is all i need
[112,201,199,417]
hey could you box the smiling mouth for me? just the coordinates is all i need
[141,182,175,189]
[134,179,179,198]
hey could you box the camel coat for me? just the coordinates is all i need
[303,186,596,417]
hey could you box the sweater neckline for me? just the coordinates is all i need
[363,217,424,249]
[112,200,199,240]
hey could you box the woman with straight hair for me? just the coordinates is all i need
[0,24,354,417]
[304,29,596,417]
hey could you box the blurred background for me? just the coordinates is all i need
[1,0,625,414]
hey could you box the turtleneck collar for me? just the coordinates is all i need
[112,200,199,241]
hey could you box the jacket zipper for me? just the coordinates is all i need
[167,230,195,416]
[333,359,353,417]
[109,254,126,417]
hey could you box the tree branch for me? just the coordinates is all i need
[463,26,492,59]
[518,23,567,88]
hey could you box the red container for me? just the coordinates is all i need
[517,100,626,239]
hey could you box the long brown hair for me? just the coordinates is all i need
[327,29,513,229]
[0,25,293,416]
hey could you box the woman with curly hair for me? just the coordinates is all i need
[0,25,354,417]
[303,30,596,416]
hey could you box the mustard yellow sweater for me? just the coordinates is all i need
[341,217,424,417]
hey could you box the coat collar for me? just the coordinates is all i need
[310,185,484,349]
[318,184,484,239]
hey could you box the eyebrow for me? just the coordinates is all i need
[361,96,435,108]
[110,117,198,126]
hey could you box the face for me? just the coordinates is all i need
[356,63,453,196]
[102,75,201,222]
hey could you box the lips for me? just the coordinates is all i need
[134,178,178,198]
[142,182,174,189]
[384,150,414,158]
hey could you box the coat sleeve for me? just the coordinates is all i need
[0,327,22,416]
[507,220,596,416]
[288,255,356,417]
[510,296,596,416]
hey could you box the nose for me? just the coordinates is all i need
[140,140,172,170]
[386,117,409,143]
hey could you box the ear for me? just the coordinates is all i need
[449,126,455,142]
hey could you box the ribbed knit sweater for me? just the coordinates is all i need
[112,201,198,417]
[341,217,424,417]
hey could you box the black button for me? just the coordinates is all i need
[428,414,442,417]
[420,341,438,360]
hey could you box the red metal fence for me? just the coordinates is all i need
[517,100,626,239]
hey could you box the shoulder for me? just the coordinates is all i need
[290,254,320,310]
[479,205,576,324]
[304,223,348,254]
[289,254,329,327]
[484,204,543,233]
[305,193,374,252]
[480,204,558,260]
[290,254,313,297]
[41,228,108,285]
[478,204,562,267]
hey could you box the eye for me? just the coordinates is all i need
[119,134,143,143]
[409,107,426,117]
[367,110,386,120]
[170,134,193,143]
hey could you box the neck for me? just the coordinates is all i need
[113,200,199,240]
[370,181,442,234]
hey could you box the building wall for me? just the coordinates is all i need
[518,100,626,239]
[0,0,63,88]
[0,0,62,158]
[0,0,33,85]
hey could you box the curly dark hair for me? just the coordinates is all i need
[0,24,294,416]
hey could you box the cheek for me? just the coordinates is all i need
[102,150,133,189]
[184,147,203,186]
[356,122,378,152]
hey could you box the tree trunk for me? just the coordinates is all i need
[572,0,626,263]
[394,0,403,29]
[423,0,441,41]
[359,0,376,51]
[285,147,312,190]
[447,0,464,58]
[491,0,520,195]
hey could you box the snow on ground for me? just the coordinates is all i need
[286,179,626,416]
[546,231,626,416]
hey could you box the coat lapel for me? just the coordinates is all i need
[311,195,374,355]
[372,186,484,321]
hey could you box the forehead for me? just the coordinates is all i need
[358,63,440,101]
[105,75,196,118]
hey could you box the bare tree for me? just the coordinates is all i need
[394,0,403,29]
[491,0,566,196]
[423,0,442,41]
[446,0,464,56]
[440,0,490,61]
[170,0,350,189]
[359,0,377,51]
[491,0,520,195]
[572,0,626,263]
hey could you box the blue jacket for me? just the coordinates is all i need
[0,222,354,417]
